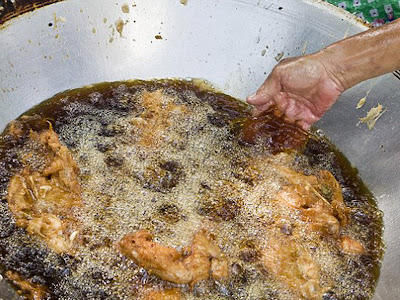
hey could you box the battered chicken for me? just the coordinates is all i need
[340,236,365,255]
[6,124,82,254]
[262,166,365,298]
[131,90,188,147]
[275,166,349,237]
[261,236,324,300]
[118,229,228,286]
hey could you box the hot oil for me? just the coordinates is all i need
[0,79,384,300]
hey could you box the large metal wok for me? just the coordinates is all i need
[0,0,399,299]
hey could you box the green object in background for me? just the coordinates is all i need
[326,0,400,26]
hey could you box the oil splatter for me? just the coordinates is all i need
[122,3,130,13]
[302,41,308,56]
[52,12,66,30]
[356,97,367,109]
[275,52,284,61]
[358,104,387,130]
[115,19,125,37]
[343,27,350,39]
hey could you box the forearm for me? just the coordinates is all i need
[316,19,400,90]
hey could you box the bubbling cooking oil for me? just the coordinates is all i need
[0,79,383,300]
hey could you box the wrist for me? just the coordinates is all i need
[314,47,350,92]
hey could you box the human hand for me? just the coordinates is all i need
[247,54,345,130]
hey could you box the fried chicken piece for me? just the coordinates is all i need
[6,271,48,300]
[275,166,349,237]
[118,229,228,286]
[302,206,340,237]
[131,90,188,147]
[26,214,71,254]
[36,127,82,193]
[142,289,181,300]
[6,125,82,254]
[340,236,365,255]
[211,254,229,280]
[8,171,81,225]
[261,236,324,300]
[7,120,24,138]
[319,170,349,225]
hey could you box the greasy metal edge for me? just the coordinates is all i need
[0,0,64,24]
[0,0,373,28]
[304,0,373,29]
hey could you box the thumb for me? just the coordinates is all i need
[247,72,281,105]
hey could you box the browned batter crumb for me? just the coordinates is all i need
[6,271,48,300]
[340,236,365,255]
[142,289,181,300]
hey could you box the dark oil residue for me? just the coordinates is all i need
[0,79,384,300]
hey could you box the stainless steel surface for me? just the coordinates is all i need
[0,0,398,299]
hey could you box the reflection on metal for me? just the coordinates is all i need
[0,0,399,299]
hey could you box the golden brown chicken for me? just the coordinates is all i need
[118,229,228,287]
[274,166,349,237]
[131,90,188,147]
[6,124,82,254]
[261,236,324,300]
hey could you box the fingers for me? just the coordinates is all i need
[280,111,313,131]
[252,92,319,130]
[248,78,283,118]
[246,81,270,104]
[247,71,281,105]
[252,101,274,117]
[296,120,311,131]
[251,98,317,131]
[294,109,320,125]
[246,64,321,130]
[247,93,269,105]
